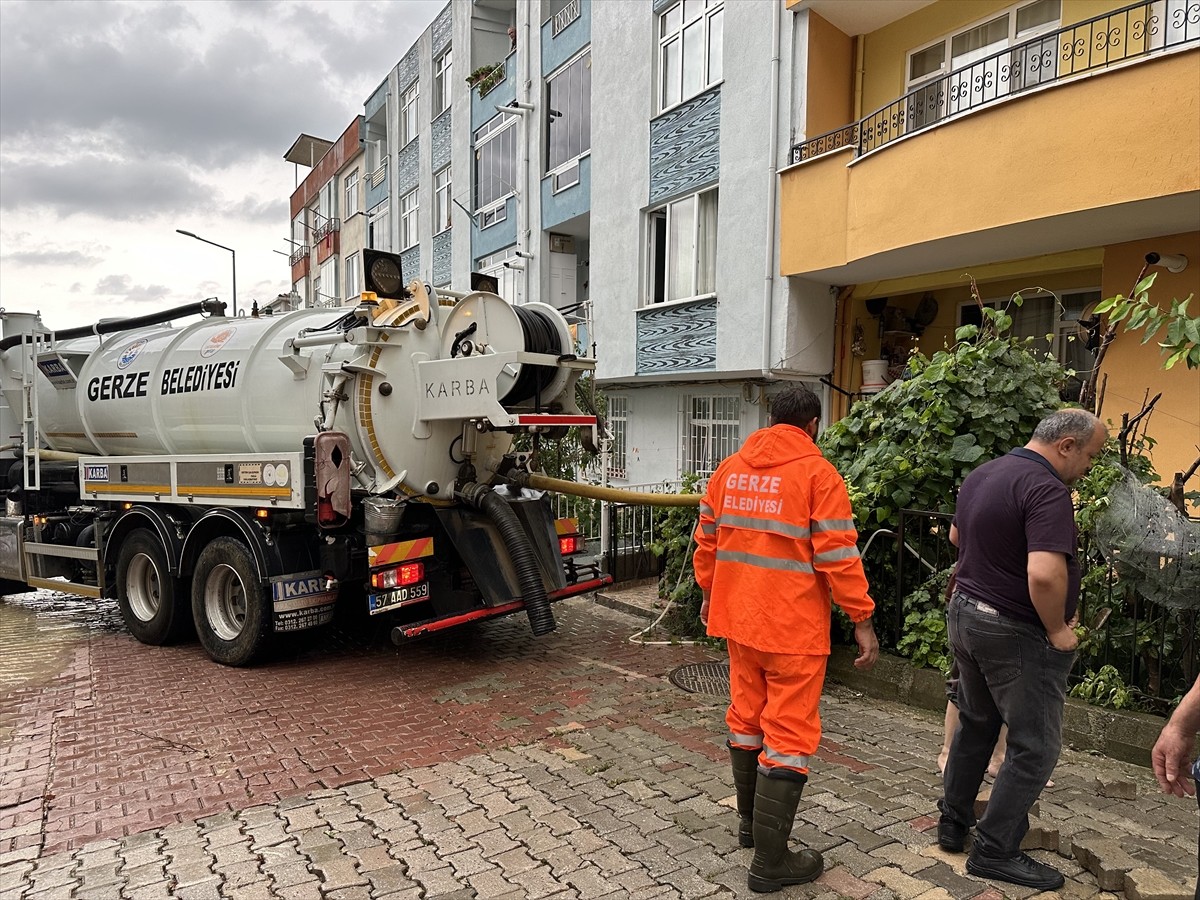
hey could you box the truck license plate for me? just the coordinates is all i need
[368,582,430,615]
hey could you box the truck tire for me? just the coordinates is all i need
[117,529,191,645]
[191,536,270,667]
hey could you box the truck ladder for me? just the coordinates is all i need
[19,331,46,492]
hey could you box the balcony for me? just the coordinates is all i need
[288,245,310,267]
[779,0,1200,283]
[314,218,341,242]
[552,0,580,37]
[792,0,1200,164]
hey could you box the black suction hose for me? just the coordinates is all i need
[0,298,227,351]
[458,483,555,636]
[502,306,562,406]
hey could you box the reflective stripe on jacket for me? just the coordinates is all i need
[693,423,874,655]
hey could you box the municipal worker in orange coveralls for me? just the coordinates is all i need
[693,385,879,893]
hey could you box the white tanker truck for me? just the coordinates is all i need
[0,250,614,665]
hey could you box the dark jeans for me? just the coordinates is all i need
[938,592,1076,857]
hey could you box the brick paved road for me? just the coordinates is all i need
[2,593,1196,899]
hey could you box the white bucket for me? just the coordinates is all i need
[861,359,889,389]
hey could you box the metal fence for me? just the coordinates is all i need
[550,482,685,584]
[792,0,1200,163]
[878,508,1198,710]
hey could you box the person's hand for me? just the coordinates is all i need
[853,620,879,670]
[1152,724,1197,797]
[699,592,710,628]
[1048,626,1078,653]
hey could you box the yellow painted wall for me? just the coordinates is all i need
[1098,233,1200,493]
[860,0,1142,115]
[806,12,856,137]
[780,51,1200,275]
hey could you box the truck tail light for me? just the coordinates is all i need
[559,535,580,555]
[371,561,425,590]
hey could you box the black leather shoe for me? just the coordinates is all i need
[967,850,1065,890]
[936,816,967,853]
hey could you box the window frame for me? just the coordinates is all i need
[400,81,420,147]
[657,0,724,114]
[681,394,739,478]
[645,186,719,307]
[344,252,362,301]
[399,188,420,252]
[434,165,452,234]
[546,49,592,177]
[606,394,629,480]
[343,169,360,219]
[474,112,518,218]
[433,49,452,116]
[367,202,390,252]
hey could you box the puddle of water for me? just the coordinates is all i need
[0,589,123,693]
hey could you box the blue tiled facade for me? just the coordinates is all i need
[432,229,452,286]
[431,3,452,53]
[397,137,420,194]
[431,110,452,172]
[401,246,421,284]
[636,299,717,374]
[648,86,720,205]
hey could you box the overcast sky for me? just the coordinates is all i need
[0,0,444,330]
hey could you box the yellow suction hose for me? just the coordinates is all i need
[511,472,701,507]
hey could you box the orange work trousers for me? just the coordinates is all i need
[725,638,828,775]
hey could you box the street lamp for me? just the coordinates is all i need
[176,229,237,317]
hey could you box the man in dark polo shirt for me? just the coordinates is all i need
[937,408,1107,891]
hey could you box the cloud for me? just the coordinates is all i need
[4,248,102,267]
[226,195,289,225]
[94,273,172,305]
[0,155,210,219]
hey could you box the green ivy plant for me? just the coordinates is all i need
[648,474,708,639]
[1093,271,1199,370]
[895,566,954,673]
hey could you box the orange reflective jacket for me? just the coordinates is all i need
[693,424,874,655]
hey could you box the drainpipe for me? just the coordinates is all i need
[854,34,866,120]
[521,8,533,304]
[761,0,782,378]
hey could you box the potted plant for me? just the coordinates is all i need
[466,62,504,96]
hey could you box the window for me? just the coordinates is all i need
[400,189,419,251]
[476,247,523,305]
[343,170,359,219]
[344,252,361,301]
[364,107,388,181]
[317,180,336,226]
[475,113,517,217]
[606,395,629,479]
[433,50,452,116]
[905,0,1060,125]
[647,187,718,304]
[658,0,723,111]
[959,288,1100,400]
[400,82,419,147]
[318,258,338,307]
[368,203,390,252]
[682,395,739,477]
[434,166,452,233]
[547,51,591,184]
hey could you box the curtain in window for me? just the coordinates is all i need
[696,190,718,295]
[668,197,695,301]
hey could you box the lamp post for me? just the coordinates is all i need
[176,229,237,317]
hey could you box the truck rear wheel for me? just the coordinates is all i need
[117,529,191,645]
[191,536,270,667]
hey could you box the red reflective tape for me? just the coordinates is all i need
[548,576,612,599]
[397,601,524,638]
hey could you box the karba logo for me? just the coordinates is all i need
[199,327,236,359]
[117,339,148,370]
[276,577,324,599]
[83,464,109,482]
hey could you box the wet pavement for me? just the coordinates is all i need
[1,587,1197,900]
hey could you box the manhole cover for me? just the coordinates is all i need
[669,662,731,696]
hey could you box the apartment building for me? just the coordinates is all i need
[781,0,1199,485]
[589,0,832,487]
[284,119,367,309]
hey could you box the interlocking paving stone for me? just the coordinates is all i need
[4,596,1197,899]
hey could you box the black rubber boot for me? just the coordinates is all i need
[747,770,824,893]
[728,744,759,848]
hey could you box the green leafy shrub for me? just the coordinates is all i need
[895,567,954,673]
[1069,665,1134,710]
[648,474,705,638]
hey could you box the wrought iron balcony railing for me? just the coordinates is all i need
[313,218,341,242]
[552,0,581,37]
[288,246,310,267]
[791,0,1199,164]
